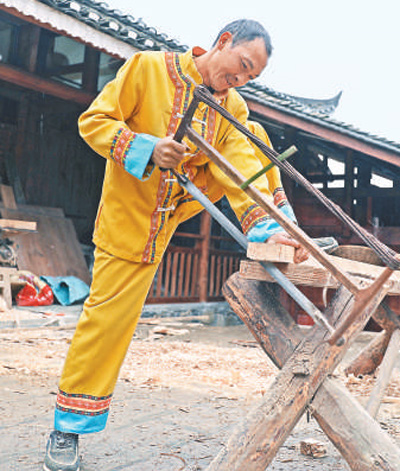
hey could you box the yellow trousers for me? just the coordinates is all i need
[54,247,160,434]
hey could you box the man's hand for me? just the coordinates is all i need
[151,136,188,169]
[267,233,309,264]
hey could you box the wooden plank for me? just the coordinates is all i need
[0,219,37,232]
[183,253,192,297]
[164,252,172,297]
[207,283,389,470]
[170,252,179,297]
[222,274,400,470]
[0,62,94,105]
[241,252,400,296]
[247,242,295,263]
[0,206,90,284]
[177,252,185,297]
[365,329,400,418]
[0,185,17,210]
[192,254,199,297]
[209,254,215,296]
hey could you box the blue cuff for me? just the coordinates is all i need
[55,408,108,434]
[247,204,297,242]
[279,203,297,224]
[124,133,159,180]
[247,219,284,242]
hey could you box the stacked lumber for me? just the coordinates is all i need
[0,185,90,285]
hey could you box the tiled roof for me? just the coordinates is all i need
[33,0,400,156]
[37,0,188,52]
[239,82,400,155]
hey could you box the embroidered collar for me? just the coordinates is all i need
[179,47,229,101]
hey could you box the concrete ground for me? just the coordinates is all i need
[1,304,400,470]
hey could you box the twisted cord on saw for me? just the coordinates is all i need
[193,86,399,270]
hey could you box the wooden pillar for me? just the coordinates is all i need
[357,162,371,226]
[198,212,211,302]
[82,47,100,93]
[344,149,354,217]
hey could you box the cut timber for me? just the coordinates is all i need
[0,184,17,210]
[245,242,295,264]
[219,273,400,471]
[0,204,91,285]
[242,243,400,296]
[0,219,37,232]
[299,438,327,458]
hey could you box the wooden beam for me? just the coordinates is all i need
[365,329,400,418]
[246,99,400,168]
[222,274,400,470]
[0,63,94,105]
[0,218,37,231]
[209,281,390,470]
[310,377,400,471]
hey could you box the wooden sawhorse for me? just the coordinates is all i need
[205,246,400,470]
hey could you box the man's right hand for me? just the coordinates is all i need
[151,136,188,169]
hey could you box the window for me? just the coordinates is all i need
[0,16,17,65]
[42,34,86,88]
[97,53,123,91]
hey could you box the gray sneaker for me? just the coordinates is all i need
[43,430,80,471]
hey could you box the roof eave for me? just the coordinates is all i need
[0,0,138,59]
[240,91,400,167]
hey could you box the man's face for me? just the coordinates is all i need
[207,33,268,92]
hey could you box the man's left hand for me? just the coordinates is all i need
[267,233,309,264]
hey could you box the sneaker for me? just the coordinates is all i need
[43,430,80,471]
[312,237,339,254]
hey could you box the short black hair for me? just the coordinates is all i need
[213,19,273,57]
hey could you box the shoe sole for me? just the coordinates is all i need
[43,464,80,471]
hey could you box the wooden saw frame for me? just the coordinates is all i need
[168,85,400,470]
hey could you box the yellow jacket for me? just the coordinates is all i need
[246,121,291,209]
[79,48,280,263]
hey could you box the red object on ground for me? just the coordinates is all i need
[16,283,54,306]
[297,313,315,326]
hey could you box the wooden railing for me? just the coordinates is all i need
[146,229,244,304]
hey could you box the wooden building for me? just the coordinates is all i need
[0,0,399,308]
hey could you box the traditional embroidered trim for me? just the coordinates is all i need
[56,390,112,417]
[147,179,174,262]
[240,204,270,234]
[273,188,288,208]
[142,173,170,263]
[143,51,217,263]
[174,54,192,114]
[165,52,191,136]
[110,128,136,167]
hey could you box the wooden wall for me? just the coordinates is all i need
[0,86,105,244]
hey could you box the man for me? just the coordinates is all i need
[43,19,308,471]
